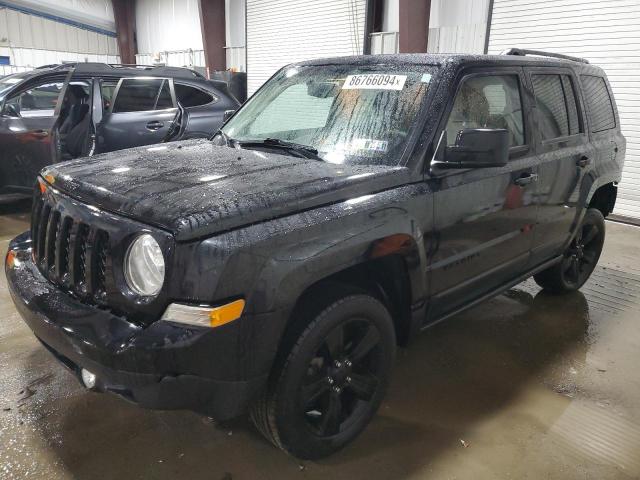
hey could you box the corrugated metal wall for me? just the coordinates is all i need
[0,5,119,69]
[246,0,367,95]
[488,0,640,219]
[2,0,115,32]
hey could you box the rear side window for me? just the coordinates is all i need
[532,74,574,140]
[112,78,174,113]
[581,75,616,132]
[155,80,173,109]
[445,74,525,147]
[562,76,581,136]
[175,83,215,107]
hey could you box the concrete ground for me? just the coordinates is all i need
[1,200,639,480]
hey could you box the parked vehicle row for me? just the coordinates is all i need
[0,63,240,201]
[5,50,624,459]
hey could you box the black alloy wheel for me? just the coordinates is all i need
[561,219,602,288]
[300,318,384,437]
[534,208,605,292]
[251,289,395,459]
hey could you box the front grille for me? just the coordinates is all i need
[31,192,110,302]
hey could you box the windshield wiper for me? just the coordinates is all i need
[238,138,324,161]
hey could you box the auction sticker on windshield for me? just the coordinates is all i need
[342,74,407,90]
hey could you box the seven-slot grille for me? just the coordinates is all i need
[31,192,110,302]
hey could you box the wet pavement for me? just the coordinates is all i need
[1,201,639,479]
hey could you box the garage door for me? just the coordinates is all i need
[246,0,367,95]
[488,0,640,219]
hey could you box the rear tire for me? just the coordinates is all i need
[251,289,396,459]
[534,208,605,293]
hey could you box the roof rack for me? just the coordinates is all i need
[501,48,589,64]
[36,62,204,79]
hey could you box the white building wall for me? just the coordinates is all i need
[382,0,399,32]
[135,0,246,71]
[225,0,246,71]
[135,0,203,54]
[0,3,119,73]
[488,0,640,219]
[1,0,115,32]
[427,0,489,53]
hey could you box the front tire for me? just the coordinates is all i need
[534,208,605,293]
[251,290,396,459]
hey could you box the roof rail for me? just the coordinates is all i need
[501,48,589,64]
[38,62,204,79]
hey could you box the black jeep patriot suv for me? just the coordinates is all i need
[5,50,625,459]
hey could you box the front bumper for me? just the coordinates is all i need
[5,233,266,420]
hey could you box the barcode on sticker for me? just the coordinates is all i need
[342,74,407,90]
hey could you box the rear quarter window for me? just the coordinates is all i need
[175,83,215,107]
[581,75,616,133]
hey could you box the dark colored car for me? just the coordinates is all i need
[6,50,624,459]
[0,63,240,202]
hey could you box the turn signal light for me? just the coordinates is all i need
[209,299,245,327]
[160,299,246,328]
[5,250,16,268]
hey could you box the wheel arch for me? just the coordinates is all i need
[588,181,617,218]
[269,232,428,357]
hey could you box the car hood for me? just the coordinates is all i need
[42,140,412,241]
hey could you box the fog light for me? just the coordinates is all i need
[81,369,97,389]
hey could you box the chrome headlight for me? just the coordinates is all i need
[124,234,165,297]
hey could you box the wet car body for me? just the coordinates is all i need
[0,63,240,202]
[5,52,625,457]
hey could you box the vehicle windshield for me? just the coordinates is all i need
[222,64,437,166]
[0,73,28,99]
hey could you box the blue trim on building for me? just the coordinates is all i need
[0,1,117,37]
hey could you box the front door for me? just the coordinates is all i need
[427,69,538,321]
[96,77,177,153]
[0,72,71,194]
[526,70,593,265]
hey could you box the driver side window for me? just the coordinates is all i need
[4,81,64,118]
[446,75,525,147]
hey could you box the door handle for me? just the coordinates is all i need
[146,121,164,131]
[31,129,49,138]
[576,155,591,168]
[514,173,538,187]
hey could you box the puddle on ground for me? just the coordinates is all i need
[1,209,639,479]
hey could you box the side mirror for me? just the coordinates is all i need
[436,128,509,169]
[2,103,20,118]
[223,109,236,122]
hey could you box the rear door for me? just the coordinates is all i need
[527,69,594,265]
[97,77,177,152]
[173,82,219,137]
[0,71,72,193]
